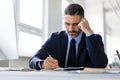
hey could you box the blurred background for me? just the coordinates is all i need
[0,0,120,68]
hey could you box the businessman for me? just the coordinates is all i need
[29,3,108,70]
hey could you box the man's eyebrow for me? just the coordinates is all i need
[65,22,79,25]
[73,22,79,24]
[65,22,70,24]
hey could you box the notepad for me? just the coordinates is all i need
[63,67,84,71]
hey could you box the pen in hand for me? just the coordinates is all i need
[47,52,52,57]
[116,50,120,61]
[46,52,59,68]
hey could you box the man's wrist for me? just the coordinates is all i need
[36,61,43,70]
[40,61,44,69]
[86,30,94,37]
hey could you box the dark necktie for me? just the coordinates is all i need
[67,39,77,67]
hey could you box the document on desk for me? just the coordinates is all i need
[53,67,84,71]
[78,68,120,74]
[63,67,84,71]
[104,69,120,74]
[63,68,105,74]
[55,67,120,74]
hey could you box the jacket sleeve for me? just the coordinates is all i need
[29,34,53,70]
[29,32,59,70]
[86,34,108,68]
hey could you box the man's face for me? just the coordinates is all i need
[64,15,81,38]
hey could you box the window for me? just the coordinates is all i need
[19,0,43,29]
[18,32,42,56]
[15,0,44,57]
[14,0,65,57]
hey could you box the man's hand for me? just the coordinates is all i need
[42,56,59,69]
[78,18,92,34]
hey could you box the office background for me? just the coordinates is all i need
[0,0,120,68]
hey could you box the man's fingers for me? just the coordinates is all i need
[46,57,58,64]
[78,18,91,34]
[43,57,58,69]
[44,62,58,69]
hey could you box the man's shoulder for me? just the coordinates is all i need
[90,34,102,38]
[87,33,103,41]
[48,31,68,43]
[51,31,67,37]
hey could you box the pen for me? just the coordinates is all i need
[47,52,52,57]
[116,50,120,61]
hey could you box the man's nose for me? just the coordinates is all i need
[69,25,74,31]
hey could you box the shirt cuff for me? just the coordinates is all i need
[30,57,43,70]
[36,61,43,70]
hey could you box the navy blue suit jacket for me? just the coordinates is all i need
[29,31,108,69]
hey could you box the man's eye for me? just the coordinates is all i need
[73,23,78,26]
[65,23,70,26]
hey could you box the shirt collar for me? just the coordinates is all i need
[68,32,83,44]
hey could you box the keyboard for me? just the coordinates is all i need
[0,67,34,71]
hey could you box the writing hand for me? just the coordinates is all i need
[78,18,92,34]
[42,56,59,70]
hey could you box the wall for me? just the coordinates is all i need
[46,0,62,37]
[85,0,105,41]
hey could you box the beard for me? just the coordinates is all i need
[68,30,81,38]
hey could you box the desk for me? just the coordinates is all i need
[0,69,120,80]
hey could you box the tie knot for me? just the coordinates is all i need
[71,39,76,44]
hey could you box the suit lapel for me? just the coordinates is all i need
[77,33,85,55]
[58,31,68,67]
[77,33,87,65]
[60,32,68,56]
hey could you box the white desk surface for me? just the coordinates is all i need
[0,68,120,80]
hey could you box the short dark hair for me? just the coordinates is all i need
[64,3,84,18]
